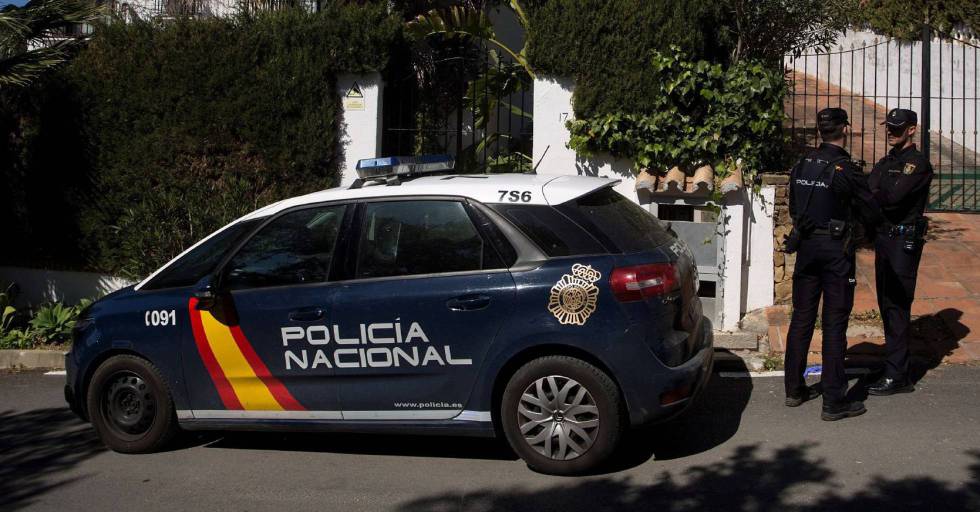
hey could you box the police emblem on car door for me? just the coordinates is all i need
[548,264,601,326]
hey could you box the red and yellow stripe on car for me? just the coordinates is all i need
[188,298,305,411]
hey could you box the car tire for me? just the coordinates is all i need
[86,354,179,453]
[500,355,624,475]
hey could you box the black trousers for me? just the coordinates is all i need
[874,235,922,380]
[784,237,856,404]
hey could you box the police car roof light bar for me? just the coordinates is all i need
[355,155,455,181]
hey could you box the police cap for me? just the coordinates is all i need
[882,108,917,128]
[817,107,849,130]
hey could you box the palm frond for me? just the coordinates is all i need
[406,5,535,79]
[0,0,103,88]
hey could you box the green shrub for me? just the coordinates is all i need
[526,0,727,118]
[28,302,78,344]
[0,297,93,349]
[0,284,19,345]
[566,48,785,176]
[2,4,402,279]
[841,0,980,41]
[70,6,401,279]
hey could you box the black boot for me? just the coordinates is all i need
[821,400,867,421]
[868,376,914,396]
[785,386,821,407]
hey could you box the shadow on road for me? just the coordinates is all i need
[393,445,980,512]
[204,369,754,475]
[204,429,518,461]
[596,369,753,473]
[848,307,966,399]
[0,407,105,511]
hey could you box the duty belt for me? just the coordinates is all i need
[805,227,832,238]
[878,223,916,237]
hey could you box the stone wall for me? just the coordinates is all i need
[761,173,793,304]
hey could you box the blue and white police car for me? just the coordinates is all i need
[65,156,713,474]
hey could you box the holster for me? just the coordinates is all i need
[828,219,847,239]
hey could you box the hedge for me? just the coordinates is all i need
[1,4,401,279]
[525,1,786,175]
[842,0,980,41]
[525,0,729,118]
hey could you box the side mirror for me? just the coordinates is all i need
[193,276,219,311]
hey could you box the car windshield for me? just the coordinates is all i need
[142,219,260,290]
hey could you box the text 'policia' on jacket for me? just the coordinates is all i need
[64,156,713,475]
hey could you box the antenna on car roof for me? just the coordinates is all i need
[531,145,550,174]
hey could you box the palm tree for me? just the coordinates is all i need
[405,1,535,171]
[0,0,103,88]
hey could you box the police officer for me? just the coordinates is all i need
[867,108,934,395]
[784,108,877,421]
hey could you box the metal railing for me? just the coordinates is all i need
[784,27,980,212]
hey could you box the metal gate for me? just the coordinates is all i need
[784,27,980,212]
[381,45,533,174]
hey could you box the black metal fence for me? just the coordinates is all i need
[381,47,533,174]
[784,27,980,212]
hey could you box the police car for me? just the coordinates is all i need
[65,155,713,474]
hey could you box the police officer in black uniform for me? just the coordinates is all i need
[784,108,877,421]
[867,108,934,395]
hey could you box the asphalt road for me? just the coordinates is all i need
[2,366,979,512]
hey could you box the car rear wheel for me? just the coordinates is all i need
[86,355,178,453]
[500,355,624,475]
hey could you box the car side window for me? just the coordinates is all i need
[355,200,499,279]
[224,205,347,289]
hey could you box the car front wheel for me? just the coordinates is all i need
[500,355,624,475]
[86,354,178,453]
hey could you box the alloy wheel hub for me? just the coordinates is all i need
[518,375,599,461]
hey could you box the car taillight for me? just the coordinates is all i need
[609,263,680,302]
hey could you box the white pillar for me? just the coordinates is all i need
[532,76,638,201]
[532,76,577,177]
[745,186,776,311]
[337,73,383,186]
[719,194,745,331]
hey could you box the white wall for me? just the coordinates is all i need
[0,267,133,306]
[786,30,979,156]
[337,73,384,186]
[532,77,640,202]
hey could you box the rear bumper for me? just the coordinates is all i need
[617,319,714,427]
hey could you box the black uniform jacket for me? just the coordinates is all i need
[789,143,877,227]
[869,144,934,226]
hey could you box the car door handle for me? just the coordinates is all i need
[446,295,491,311]
[289,308,324,322]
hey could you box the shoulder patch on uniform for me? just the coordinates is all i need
[835,164,844,173]
[903,163,917,175]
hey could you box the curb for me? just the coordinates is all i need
[0,350,66,370]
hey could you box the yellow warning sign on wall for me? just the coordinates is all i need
[343,82,366,111]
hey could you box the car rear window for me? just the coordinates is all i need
[490,204,606,257]
[557,186,673,253]
[142,219,260,290]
